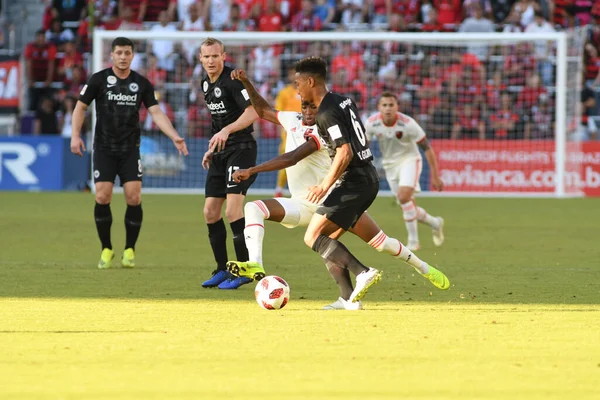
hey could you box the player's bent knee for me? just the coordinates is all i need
[303,230,317,248]
[245,201,267,220]
[125,194,141,206]
[95,189,112,204]
[95,194,111,204]
[225,206,244,222]
[203,206,221,222]
[397,188,414,204]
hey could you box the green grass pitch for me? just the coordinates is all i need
[0,192,599,399]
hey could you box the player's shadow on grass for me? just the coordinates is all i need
[0,261,599,305]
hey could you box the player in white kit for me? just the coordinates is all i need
[365,92,445,251]
[225,70,450,309]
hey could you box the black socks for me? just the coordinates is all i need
[94,202,113,250]
[312,234,369,276]
[125,204,143,250]
[208,219,228,270]
[230,217,249,262]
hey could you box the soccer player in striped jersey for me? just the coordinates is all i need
[365,92,445,251]
[226,69,450,309]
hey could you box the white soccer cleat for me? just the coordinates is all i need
[432,217,445,247]
[322,297,363,310]
[349,268,382,303]
[407,241,420,251]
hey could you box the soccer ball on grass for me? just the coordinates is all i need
[255,275,290,310]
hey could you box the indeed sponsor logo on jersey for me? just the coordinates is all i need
[207,101,227,114]
[107,91,138,103]
[338,98,352,109]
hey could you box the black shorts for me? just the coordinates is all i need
[205,143,257,197]
[93,148,142,184]
[317,163,380,231]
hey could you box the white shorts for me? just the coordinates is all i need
[274,197,320,229]
[384,158,422,195]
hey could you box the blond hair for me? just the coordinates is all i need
[200,37,225,53]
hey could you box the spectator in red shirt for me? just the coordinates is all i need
[118,0,171,22]
[24,29,57,111]
[434,0,462,28]
[419,63,442,115]
[592,2,600,25]
[43,2,59,31]
[258,0,284,31]
[588,19,600,52]
[187,95,212,137]
[236,0,259,19]
[381,14,411,55]
[393,0,420,24]
[331,42,365,82]
[517,73,548,113]
[456,66,484,110]
[372,0,392,24]
[143,0,177,22]
[485,70,507,112]
[144,53,168,87]
[330,69,351,95]
[525,94,554,140]
[452,103,485,139]
[504,42,537,86]
[421,8,446,32]
[490,93,521,139]
[552,0,574,28]
[429,95,455,139]
[350,70,369,110]
[64,65,86,98]
[290,0,322,31]
[57,41,84,83]
[584,42,600,86]
[119,0,143,21]
[116,6,145,30]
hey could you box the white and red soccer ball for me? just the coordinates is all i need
[255,275,290,310]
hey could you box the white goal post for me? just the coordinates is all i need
[92,29,587,198]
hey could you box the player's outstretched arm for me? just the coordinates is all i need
[307,143,352,204]
[232,140,318,182]
[418,138,443,191]
[70,100,88,156]
[231,68,279,125]
[147,104,189,156]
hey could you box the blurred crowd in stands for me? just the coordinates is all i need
[20,0,600,140]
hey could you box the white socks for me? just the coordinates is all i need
[368,230,429,274]
[417,206,440,229]
[401,201,441,243]
[401,201,418,243]
[243,201,269,265]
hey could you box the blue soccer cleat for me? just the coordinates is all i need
[218,276,253,290]
[202,270,232,288]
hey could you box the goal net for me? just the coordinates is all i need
[92,29,587,197]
